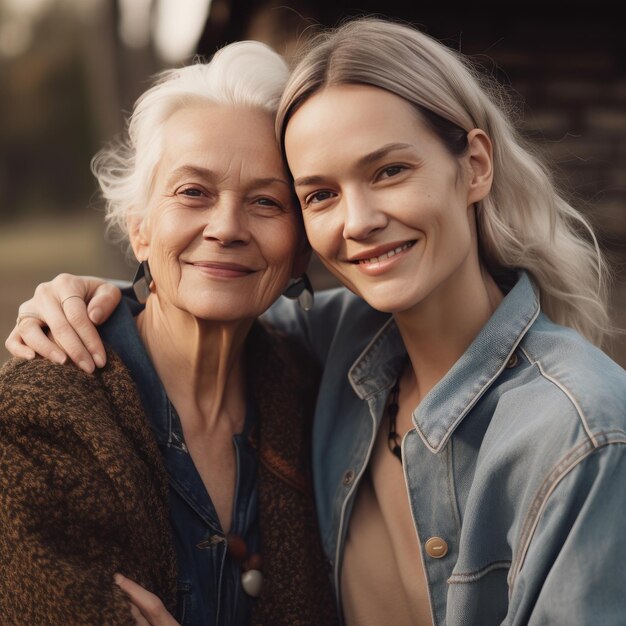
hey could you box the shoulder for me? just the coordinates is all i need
[311,286,389,327]
[0,348,138,432]
[0,346,131,393]
[249,319,320,387]
[0,356,101,415]
[0,346,166,506]
[518,313,626,435]
[265,286,387,330]
[263,287,390,364]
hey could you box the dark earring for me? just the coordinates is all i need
[132,260,153,304]
[283,274,314,311]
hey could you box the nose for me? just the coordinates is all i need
[203,195,250,245]
[342,189,388,241]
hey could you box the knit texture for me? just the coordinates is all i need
[0,348,177,625]
[248,322,339,626]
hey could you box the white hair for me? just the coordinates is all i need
[277,17,612,346]
[92,40,289,251]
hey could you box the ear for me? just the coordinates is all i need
[466,129,493,205]
[127,213,151,262]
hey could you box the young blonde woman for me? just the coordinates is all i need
[8,16,626,626]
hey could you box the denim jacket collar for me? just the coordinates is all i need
[348,271,540,453]
[99,296,172,446]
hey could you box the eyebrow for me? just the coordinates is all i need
[166,165,291,189]
[293,142,414,188]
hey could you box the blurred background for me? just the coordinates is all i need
[1,0,625,365]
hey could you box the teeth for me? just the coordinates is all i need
[358,241,414,265]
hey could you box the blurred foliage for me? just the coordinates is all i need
[2,7,93,217]
[0,0,159,220]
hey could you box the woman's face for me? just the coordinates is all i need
[284,84,492,315]
[131,103,305,322]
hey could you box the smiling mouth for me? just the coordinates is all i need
[188,261,253,270]
[351,241,416,265]
[186,261,257,277]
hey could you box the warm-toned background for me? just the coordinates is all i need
[1,0,625,366]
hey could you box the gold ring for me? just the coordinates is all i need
[16,312,44,326]
[61,295,84,306]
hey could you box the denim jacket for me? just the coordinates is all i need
[263,271,626,625]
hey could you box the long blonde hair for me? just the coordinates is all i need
[276,17,611,346]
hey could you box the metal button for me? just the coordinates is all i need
[342,469,355,486]
[506,353,518,369]
[425,536,448,559]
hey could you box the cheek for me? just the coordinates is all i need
[261,219,300,268]
[156,210,193,246]
[431,199,474,259]
[147,217,196,283]
[150,227,185,267]
[149,246,182,292]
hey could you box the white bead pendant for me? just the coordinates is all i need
[241,569,263,597]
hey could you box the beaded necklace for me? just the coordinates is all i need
[226,533,263,597]
[386,376,403,464]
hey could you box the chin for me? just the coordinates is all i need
[193,310,256,324]
[351,280,425,315]
[368,300,414,315]
[183,302,255,323]
[354,293,408,315]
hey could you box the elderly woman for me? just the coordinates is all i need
[0,40,338,626]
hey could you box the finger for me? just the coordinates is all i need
[53,275,120,368]
[19,300,94,372]
[114,574,180,626]
[44,313,97,373]
[129,603,153,626]
[9,274,117,370]
[9,318,68,364]
[5,327,36,360]
[85,281,122,325]
[27,276,99,371]
[61,295,107,369]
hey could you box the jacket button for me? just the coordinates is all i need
[506,353,518,369]
[343,469,355,485]
[196,534,225,550]
[425,536,448,559]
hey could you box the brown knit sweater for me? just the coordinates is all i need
[0,320,339,626]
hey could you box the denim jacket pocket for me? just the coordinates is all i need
[447,560,511,625]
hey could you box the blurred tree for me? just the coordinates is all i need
[0,0,160,221]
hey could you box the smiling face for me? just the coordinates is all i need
[130,103,306,323]
[284,84,492,316]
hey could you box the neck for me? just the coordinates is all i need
[136,296,253,433]
[394,261,503,402]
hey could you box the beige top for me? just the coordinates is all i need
[340,418,433,626]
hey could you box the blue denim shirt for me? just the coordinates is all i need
[263,271,626,625]
[100,298,259,626]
